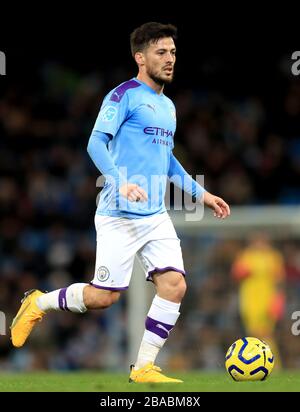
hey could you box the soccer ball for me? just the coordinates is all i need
[225,337,274,381]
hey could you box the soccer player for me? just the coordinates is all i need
[11,22,230,383]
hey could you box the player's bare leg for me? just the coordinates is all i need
[83,286,121,309]
[129,270,186,383]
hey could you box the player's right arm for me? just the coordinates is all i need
[87,92,147,202]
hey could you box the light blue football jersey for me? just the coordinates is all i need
[92,78,177,218]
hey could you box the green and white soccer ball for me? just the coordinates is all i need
[225,337,274,381]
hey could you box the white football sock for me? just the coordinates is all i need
[36,283,87,313]
[134,295,181,370]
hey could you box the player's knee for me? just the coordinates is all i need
[158,273,187,302]
[110,291,121,304]
[84,285,120,309]
[175,276,187,301]
[99,291,121,308]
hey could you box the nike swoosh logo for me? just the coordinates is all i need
[10,302,30,329]
[156,324,170,335]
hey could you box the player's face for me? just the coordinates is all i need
[143,37,176,85]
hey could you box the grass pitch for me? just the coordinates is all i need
[0,370,299,392]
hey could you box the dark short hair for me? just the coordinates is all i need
[130,22,177,57]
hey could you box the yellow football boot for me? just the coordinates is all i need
[129,362,183,383]
[10,289,46,348]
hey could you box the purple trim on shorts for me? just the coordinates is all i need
[146,266,186,282]
[90,282,128,291]
[110,80,140,103]
[58,288,69,311]
[145,316,173,339]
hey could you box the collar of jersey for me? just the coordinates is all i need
[133,77,164,97]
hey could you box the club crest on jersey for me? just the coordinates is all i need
[99,106,117,122]
[97,266,110,282]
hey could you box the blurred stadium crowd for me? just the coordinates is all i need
[1,52,300,371]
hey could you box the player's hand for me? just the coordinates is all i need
[119,183,148,202]
[203,191,230,219]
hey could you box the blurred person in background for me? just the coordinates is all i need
[231,232,285,367]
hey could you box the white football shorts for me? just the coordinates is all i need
[91,212,185,290]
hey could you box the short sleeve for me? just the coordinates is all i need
[92,91,129,138]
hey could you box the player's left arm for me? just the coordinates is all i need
[168,152,230,219]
